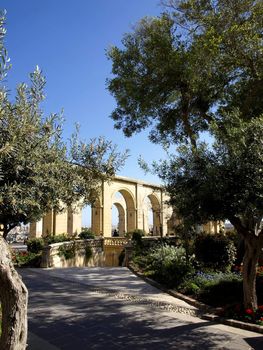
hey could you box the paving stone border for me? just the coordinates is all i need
[128,264,263,334]
[25,269,199,317]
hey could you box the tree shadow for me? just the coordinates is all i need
[19,268,263,350]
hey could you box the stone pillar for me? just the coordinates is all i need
[136,184,144,231]
[42,211,55,237]
[153,209,161,236]
[67,208,82,236]
[54,210,68,234]
[127,208,136,233]
[118,210,125,236]
[92,206,103,235]
[29,219,43,238]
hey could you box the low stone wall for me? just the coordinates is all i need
[103,237,129,267]
[40,236,176,268]
[41,237,130,268]
[41,239,105,268]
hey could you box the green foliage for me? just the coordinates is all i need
[0,10,127,239]
[58,243,75,260]
[79,228,95,239]
[45,233,70,245]
[12,251,42,267]
[198,275,243,307]
[143,244,194,287]
[84,246,93,261]
[194,233,237,271]
[108,0,263,146]
[132,229,145,244]
[107,0,263,309]
[26,238,45,254]
[179,271,243,306]
[173,223,196,260]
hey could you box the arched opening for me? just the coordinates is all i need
[81,204,92,232]
[111,190,136,236]
[143,194,161,236]
[143,197,153,235]
[112,202,126,236]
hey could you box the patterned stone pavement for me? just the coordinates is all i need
[19,267,263,350]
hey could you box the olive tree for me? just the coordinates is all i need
[0,11,126,349]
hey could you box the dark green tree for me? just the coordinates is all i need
[107,0,263,309]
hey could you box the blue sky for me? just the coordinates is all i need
[2,0,168,185]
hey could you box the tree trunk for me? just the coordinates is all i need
[0,236,28,350]
[3,223,16,240]
[242,234,262,310]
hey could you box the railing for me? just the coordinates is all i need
[103,237,130,247]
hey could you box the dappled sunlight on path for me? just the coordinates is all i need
[20,268,263,350]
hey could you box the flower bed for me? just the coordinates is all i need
[222,304,263,326]
[12,251,42,267]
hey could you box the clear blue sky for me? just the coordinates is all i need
[2,0,168,184]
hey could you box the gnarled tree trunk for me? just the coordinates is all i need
[242,234,263,310]
[0,236,28,350]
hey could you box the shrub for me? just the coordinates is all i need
[79,229,95,240]
[145,244,194,287]
[132,229,145,241]
[194,233,236,271]
[12,251,42,267]
[85,246,93,261]
[132,229,145,251]
[179,280,200,295]
[198,274,243,306]
[125,229,145,240]
[45,233,70,244]
[58,243,75,260]
[27,238,45,253]
[179,271,243,306]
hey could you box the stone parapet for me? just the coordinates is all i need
[41,239,104,268]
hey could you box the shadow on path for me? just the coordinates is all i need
[20,268,263,350]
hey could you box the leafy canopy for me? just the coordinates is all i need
[107,0,263,148]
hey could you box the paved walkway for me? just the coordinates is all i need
[19,267,263,350]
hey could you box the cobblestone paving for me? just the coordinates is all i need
[19,267,263,350]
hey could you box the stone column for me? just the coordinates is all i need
[127,208,136,233]
[29,219,43,238]
[42,211,55,237]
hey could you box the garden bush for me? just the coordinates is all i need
[145,244,194,287]
[84,246,93,261]
[12,251,42,267]
[194,233,236,271]
[58,243,75,260]
[27,237,45,253]
[79,227,95,239]
[179,271,243,306]
[45,233,70,244]
[131,229,145,252]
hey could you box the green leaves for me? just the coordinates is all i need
[0,14,127,236]
[108,0,263,147]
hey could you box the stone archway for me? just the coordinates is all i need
[143,193,161,235]
[112,202,126,236]
[111,189,136,235]
[29,175,174,238]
